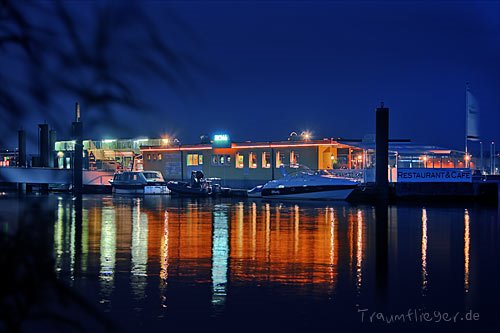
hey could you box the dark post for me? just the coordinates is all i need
[72,103,83,194]
[18,129,26,167]
[376,103,389,199]
[271,147,275,180]
[39,124,50,167]
[49,129,57,168]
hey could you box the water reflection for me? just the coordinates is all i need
[131,198,148,302]
[99,206,116,307]
[211,204,229,311]
[464,209,470,293]
[160,210,169,308]
[422,208,428,295]
[356,209,363,293]
[46,195,499,330]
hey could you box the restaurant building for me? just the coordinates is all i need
[140,133,472,188]
[53,132,477,187]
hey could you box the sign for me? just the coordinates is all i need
[213,134,229,142]
[396,168,472,183]
[212,134,231,148]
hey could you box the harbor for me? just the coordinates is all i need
[1,105,498,204]
[1,1,500,333]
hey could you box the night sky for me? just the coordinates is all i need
[4,1,500,153]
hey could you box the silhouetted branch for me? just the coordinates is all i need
[0,0,204,144]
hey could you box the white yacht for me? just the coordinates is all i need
[260,167,358,200]
[109,171,170,194]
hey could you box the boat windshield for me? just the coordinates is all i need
[143,172,163,181]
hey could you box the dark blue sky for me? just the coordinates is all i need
[7,1,500,152]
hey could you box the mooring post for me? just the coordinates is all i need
[18,129,26,167]
[376,102,389,199]
[72,103,83,194]
[38,124,50,167]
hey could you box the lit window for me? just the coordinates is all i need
[199,155,203,165]
[154,154,157,160]
[276,151,284,168]
[262,152,271,168]
[148,154,151,160]
[290,151,299,166]
[225,155,231,165]
[236,153,244,168]
[187,154,199,166]
[219,155,225,165]
[211,155,218,166]
[249,152,257,168]
[158,154,162,160]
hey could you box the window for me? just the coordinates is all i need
[276,151,284,168]
[290,151,299,166]
[158,154,162,160]
[249,152,257,168]
[262,152,271,168]
[188,154,199,166]
[153,154,157,160]
[210,154,231,167]
[148,154,151,160]
[199,155,203,165]
[211,154,218,166]
[236,153,244,168]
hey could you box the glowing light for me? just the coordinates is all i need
[102,139,116,143]
[301,131,312,141]
[214,134,229,142]
[134,138,149,145]
[465,154,471,161]
[57,151,64,158]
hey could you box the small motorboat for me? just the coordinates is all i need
[260,166,358,200]
[167,170,213,197]
[109,171,170,195]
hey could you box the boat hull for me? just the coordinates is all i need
[112,184,170,195]
[167,181,211,197]
[261,185,356,200]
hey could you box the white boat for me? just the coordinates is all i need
[109,171,170,195]
[260,167,358,200]
[247,185,264,198]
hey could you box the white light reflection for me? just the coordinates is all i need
[212,205,229,312]
[421,208,428,295]
[131,198,148,302]
[99,207,116,307]
[54,198,64,276]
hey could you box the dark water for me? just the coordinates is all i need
[1,194,500,332]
